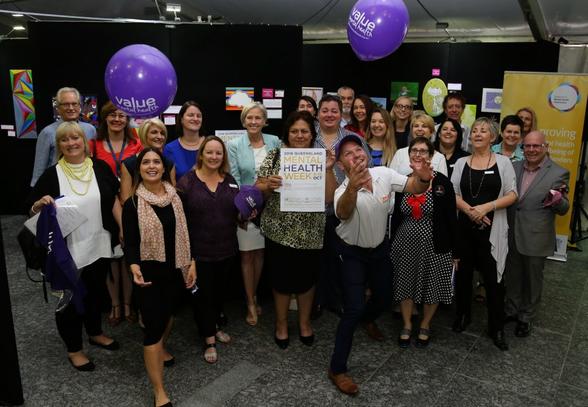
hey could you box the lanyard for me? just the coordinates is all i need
[106,138,127,178]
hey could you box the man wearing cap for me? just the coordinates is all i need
[504,130,569,337]
[30,87,96,186]
[327,134,434,395]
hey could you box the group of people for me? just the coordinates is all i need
[27,85,569,403]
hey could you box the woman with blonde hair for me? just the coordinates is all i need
[516,107,538,137]
[365,108,397,166]
[120,118,176,203]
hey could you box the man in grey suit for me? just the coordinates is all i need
[505,130,570,337]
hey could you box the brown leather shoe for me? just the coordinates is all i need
[328,370,359,395]
[364,321,385,341]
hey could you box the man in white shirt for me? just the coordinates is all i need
[337,86,355,128]
[30,87,96,186]
[327,134,433,395]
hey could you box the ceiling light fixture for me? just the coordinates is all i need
[12,13,24,17]
[13,25,26,31]
[166,3,181,13]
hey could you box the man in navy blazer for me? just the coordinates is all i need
[505,131,570,337]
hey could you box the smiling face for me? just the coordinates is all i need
[439,120,458,147]
[502,123,522,149]
[369,112,387,139]
[200,139,224,171]
[445,97,464,121]
[145,124,167,150]
[58,131,86,163]
[57,91,82,122]
[352,99,367,124]
[470,122,495,150]
[408,141,431,166]
[518,110,533,133]
[106,109,128,134]
[181,105,202,133]
[412,120,432,139]
[297,99,316,116]
[244,107,266,137]
[139,151,164,184]
[337,140,368,173]
[522,131,548,167]
[287,119,313,148]
[318,101,342,131]
[392,97,413,121]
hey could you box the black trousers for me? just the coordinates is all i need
[55,259,108,353]
[455,226,505,335]
[192,257,232,339]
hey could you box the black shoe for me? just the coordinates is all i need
[89,338,120,351]
[68,357,95,372]
[163,356,175,367]
[415,328,431,348]
[490,330,509,351]
[504,315,518,324]
[274,335,289,349]
[299,334,315,346]
[514,321,532,337]
[452,315,471,333]
[398,328,411,348]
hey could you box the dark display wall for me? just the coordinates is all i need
[301,41,560,114]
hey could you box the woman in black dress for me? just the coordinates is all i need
[123,147,195,407]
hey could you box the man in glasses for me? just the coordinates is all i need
[30,87,96,186]
[504,130,569,337]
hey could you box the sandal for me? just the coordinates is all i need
[398,328,411,348]
[203,343,217,364]
[246,304,258,326]
[108,305,121,327]
[416,327,431,348]
[124,303,137,323]
[215,330,231,344]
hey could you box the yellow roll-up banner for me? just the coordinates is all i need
[502,71,588,261]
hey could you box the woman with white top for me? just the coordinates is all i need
[28,121,122,371]
[228,102,281,326]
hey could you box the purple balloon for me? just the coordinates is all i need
[104,44,177,118]
[347,0,410,61]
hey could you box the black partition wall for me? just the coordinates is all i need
[302,41,560,113]
[0,22,302,214]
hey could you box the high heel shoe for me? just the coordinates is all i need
[299,334,315,346]
[246,304,258,326]
[107,305,121,327]
[274,334,289,349]
[124,303,137,323]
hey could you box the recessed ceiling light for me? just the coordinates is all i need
[13,25,26,31]
[12,13,24,17]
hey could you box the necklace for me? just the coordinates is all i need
[180,136,202,147]
[59,157,94,196]
[468,152,492,199]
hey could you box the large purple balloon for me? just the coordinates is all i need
[104,44,177,118]
[347,0,409,61]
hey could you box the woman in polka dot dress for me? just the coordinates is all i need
[390,137,458,348]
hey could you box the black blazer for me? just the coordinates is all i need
[389,172,458,257]
[27,158,120,247]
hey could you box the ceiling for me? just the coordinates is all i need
[0,0,587,44]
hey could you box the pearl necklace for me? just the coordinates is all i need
[59,157,93,196]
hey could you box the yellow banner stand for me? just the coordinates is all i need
[502,71,588,261]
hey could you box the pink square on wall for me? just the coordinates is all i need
[432,68,441,76]
[262,88,274,98]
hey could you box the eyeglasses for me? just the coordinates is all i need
[59,102,80,108]
[395,104,413,110]
[107,113,127,119]
[522,143,547,150]
[409,148,430,156]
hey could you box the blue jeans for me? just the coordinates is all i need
[329,240,393,374]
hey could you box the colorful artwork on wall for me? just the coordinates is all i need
[10,69,37,139]
[226,87,254,111]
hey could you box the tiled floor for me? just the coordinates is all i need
[3,214,588,406]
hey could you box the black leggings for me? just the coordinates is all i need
[192,258,232,339]
[55,259,108,353]
[455,226,505,335]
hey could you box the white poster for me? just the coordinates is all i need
[279,148,326,212]
[215,129,246,145]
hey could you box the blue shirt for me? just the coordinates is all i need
[30,120,96,186]
[491,142,524,162]
[163,139,199,180]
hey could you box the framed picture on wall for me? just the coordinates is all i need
[481,88,503,113]
[301,87,323,103]
[390,81,419,104]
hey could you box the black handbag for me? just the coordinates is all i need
[16,225,46,271]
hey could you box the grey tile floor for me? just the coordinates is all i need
[3,214,588,406]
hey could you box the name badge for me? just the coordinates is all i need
[229,183,239,188]
[449,164,455,168]
[484,170,494,174]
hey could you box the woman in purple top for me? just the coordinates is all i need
[177,136,240,364]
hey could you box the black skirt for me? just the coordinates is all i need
[265,238,320,294]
